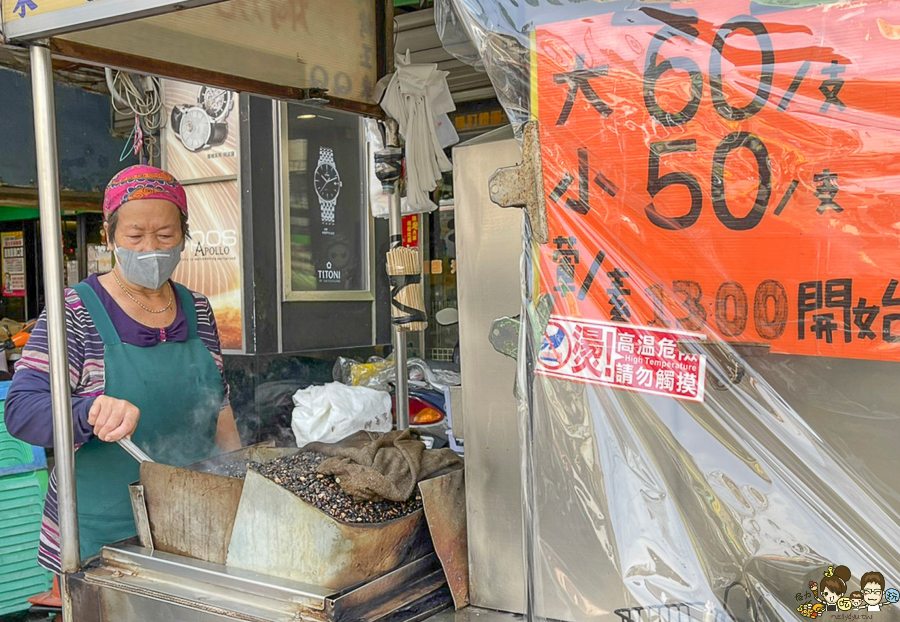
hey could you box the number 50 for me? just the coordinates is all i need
[645,132,772,231]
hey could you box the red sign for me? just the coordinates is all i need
[402,215,419,247]
[536,316,706,403]
[535,1,900,362]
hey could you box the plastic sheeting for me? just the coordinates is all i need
[440,1,900,621]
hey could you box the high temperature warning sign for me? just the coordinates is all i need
[537,316,707,403]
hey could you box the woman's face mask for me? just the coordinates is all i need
[114,243,184,290]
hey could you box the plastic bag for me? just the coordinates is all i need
[332,356,396,389]
[332,356,355,385]
[365,119,412,219]
[434,0,484,70]
[290,383,392,448]
[431,368,461,387]
[442,0,900,620]
[334,356,459,391]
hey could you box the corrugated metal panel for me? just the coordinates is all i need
[394,7,494,104]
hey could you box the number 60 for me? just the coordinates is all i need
[642,15,775,126]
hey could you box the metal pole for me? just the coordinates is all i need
[30,43,81,589]
[384,119,410,431]
[76,212,88,282]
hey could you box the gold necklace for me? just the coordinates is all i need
[112,269,173,314]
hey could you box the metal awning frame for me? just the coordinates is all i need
[2,0,224,41]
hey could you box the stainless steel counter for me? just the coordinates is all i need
[70,542,453,621]
[425,606,524,622]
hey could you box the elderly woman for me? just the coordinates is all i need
[5,165,241,572]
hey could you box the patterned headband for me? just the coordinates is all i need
[102,165,188,218]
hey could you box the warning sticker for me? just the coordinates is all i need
[536,316,707,403]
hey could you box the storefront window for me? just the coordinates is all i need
[281,103,371,301]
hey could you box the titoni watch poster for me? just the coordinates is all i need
[286,106,368,295]
[172,180,244,352]
[162,79,238,183]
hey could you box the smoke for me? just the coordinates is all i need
[138,390,224,467]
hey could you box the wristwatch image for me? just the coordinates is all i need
[170,87,233,153]
[199,87,234,123]
[314,147,342,227]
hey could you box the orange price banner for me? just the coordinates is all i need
[535,0,900,362]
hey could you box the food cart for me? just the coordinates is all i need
[0,1,439,619]
[6,0,900,621]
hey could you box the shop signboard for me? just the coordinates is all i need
[402,215,419,248]
[162,79,239,183]
[172,180,244,352]
[1,0,224,41]
[533,0,900,369]
[1,231,26,298]
[451,102,509,135]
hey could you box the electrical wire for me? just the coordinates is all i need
[106,69,163,127]
[105,68,165,164]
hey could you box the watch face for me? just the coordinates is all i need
[315,163,342,202]
[178,107,212,152]
[200,87,233,122]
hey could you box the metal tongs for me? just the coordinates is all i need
[117,437,154,463]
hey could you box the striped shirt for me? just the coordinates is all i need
[5,279,229,573]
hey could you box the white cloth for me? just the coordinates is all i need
[377,51,459,212]
[290,382,392,448]
[868,605,881,611]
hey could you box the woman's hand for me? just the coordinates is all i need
[88,396,140,442]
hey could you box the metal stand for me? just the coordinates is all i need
[381,119,410,431]
[30,42,80,614]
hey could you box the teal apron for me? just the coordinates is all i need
[71,281,224,559]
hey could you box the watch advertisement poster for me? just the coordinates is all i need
[285,105,369,297]
[172,181,244,352]
[1,231,26,298]
[162,79,238,183]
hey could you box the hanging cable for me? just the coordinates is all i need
[106,69,165,165]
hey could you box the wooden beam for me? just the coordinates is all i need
[0,185,102,212]
[377,0,392,81]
